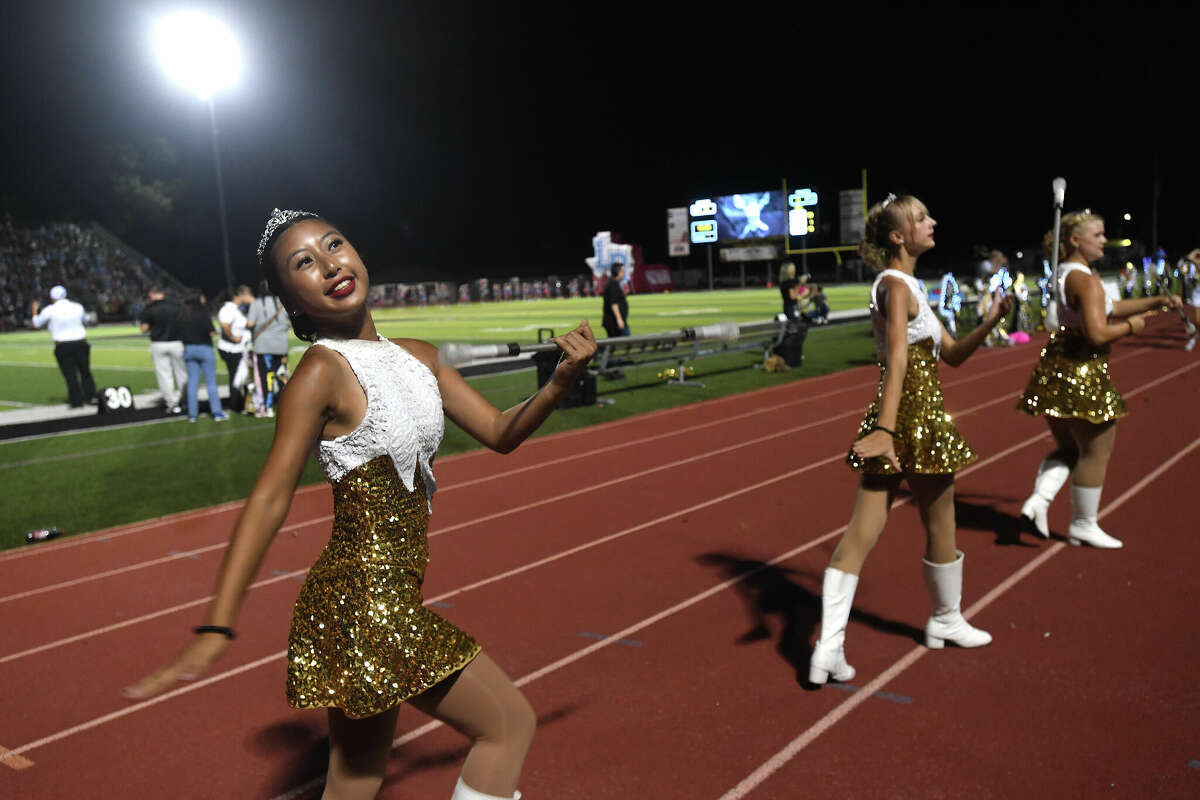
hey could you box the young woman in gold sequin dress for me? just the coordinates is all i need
[126,211,597,800]
[1016,212,1179,548]
[808,195,1013,686]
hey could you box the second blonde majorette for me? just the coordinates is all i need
[1016,210,1180,548]
[808,193,1013,686]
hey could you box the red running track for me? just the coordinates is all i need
[1,319,1198,799]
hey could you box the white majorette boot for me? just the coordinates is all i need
[452,777,521,800]
[1067,484,1122,548]
[922,551,992,649]
[808,567,859,684]
[1020,456,1071,538]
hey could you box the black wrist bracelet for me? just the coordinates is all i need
[193,625,236,639]
[872,425,897,437]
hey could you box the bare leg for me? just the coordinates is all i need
[908,473,957,565]
[323,705,401,800]
[829,474,901,575]
[1067,418,1117,487]
[908,473,992,648]
[1063,418,1122,548]
[408,652,536,798]
[1020,418,1080,537]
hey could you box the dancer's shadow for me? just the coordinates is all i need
[246,718,329,796]
[953,493,1038,547]
[696,552,922,691]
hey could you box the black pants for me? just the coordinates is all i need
[54,339,96,407]
[218,349,245,413]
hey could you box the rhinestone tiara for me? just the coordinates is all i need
[257,208,320,264]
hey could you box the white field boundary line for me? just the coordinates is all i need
[0,384,1031,605]
[0,353,1096,775]
[0,361,154,372]
[715,432,1200,800]
[0,426,274,471]
[0,339,1061,564]
[5,351,1190,777]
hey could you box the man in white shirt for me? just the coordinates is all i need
[216,285,255,414]
[31,284,97,408]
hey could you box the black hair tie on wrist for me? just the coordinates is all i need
[872,425,897,437]
[193,625,236,639]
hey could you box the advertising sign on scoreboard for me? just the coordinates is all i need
[667,207,690,256]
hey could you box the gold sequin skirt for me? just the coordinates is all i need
[847,339,978,475]
[287,455,480,719]
[1016,329,1128,422]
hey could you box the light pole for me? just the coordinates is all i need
[153,11,242,294]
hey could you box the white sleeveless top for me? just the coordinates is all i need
[869,269,944,359]
[312,335,444,508]
[1056,262,1114,332]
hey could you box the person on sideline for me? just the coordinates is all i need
[778,261,800,321]
[126,209,597,800]
[177,291,227,423]
[217,285,255,414]
[808,194,1013,686]
[246,279,292,417]
[30,284,96,408]
[601,262,630,338]
[140,286,186,415]
[1016,211,1179,547]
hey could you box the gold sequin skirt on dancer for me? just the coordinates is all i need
[847,339,978,475]
[1016,329,1128,422]
[287,455,480,719]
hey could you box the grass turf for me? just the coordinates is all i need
[0,315,885,550]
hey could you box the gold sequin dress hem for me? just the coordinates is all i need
[846,339,978,476]
[1016,330,1128,423]
[286,456,481,720]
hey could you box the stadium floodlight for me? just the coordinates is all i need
[153,11,241,101]
[153,10,241,293]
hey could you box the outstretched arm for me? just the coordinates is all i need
[1072,273,1153,347]
[423,320,598,454]
[940,289,1012,366]
[124,351,337,699]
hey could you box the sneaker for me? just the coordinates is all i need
[213,414,229,422]
[188,417,197,423]
[167,405,183,416]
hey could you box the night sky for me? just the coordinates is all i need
[2,1,1196,291]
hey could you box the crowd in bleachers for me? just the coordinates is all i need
[0,216,178,331]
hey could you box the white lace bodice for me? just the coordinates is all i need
[1056,262,1114,332]
[869,269,944,359]
[313,335,444,509]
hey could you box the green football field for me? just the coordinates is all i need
[0,286,871,409]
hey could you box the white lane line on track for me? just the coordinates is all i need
[0,383,1031,604]
[4,350,1190,777]
[0,395,1061,770]
[267,422,1070,799]
[0,349,1182,773]
[0,516,329,605]
[0,334,1045,562]
[716,433,1200,800]
[2,349,1179,658]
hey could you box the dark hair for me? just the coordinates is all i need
[610,263,624,278]
[258,212,332,343]
[178,290,206,321]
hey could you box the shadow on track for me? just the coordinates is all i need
[696,552,922,691]
[953,493,1039,547]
